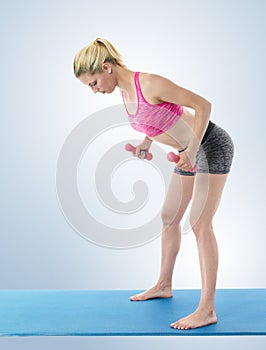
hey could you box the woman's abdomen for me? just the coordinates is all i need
[150,108,195,150]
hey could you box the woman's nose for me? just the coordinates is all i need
[92,86,99,93]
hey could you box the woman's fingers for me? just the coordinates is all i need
[137,150,147,159]
[176,159,191,170]
[134,147,146,159]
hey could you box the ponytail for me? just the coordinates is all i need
[73,38,126,77]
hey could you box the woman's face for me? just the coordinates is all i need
[78,67,116,94]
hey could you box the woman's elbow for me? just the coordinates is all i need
[195,100,212,115]
[200,99,212,116]
[203,99,212,114]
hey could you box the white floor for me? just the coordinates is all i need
[0,336,265,350]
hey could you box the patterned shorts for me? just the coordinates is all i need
[174,121,234,176]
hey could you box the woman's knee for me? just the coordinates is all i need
[190,219,213,238]
[161,208,181,227]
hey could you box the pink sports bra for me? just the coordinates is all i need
[121,72,183,137]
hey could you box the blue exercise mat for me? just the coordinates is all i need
[0,289,265,336]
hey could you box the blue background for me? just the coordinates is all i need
[1,0,265,348]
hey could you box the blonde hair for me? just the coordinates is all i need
[73,38,126,77]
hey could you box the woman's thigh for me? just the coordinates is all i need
[161,173,194,226]
[189,173,228,230]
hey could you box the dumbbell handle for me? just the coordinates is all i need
[125,143,153,160]
[167,152,197,172]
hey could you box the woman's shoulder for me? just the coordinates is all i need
[138,72,165,92]
[139,72,174,90]
[138,72,174,102]
[139,72,164,83]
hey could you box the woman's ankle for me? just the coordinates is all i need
[156,279,172,290]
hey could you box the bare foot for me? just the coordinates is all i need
[130,285,173,301]
[170,308,217,330]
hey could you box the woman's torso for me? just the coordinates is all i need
[150,108,195,151]
[122,72,195,151]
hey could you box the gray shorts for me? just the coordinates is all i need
[174,121,234,176]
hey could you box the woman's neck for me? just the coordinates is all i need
[114,66,135,91]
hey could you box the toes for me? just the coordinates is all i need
[130,294,143,301]
[170,322,180,329]
[171,320,190,330]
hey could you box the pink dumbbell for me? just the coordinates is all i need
[167,152,197,172]
[125,143,153,160]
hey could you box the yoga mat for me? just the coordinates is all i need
[0,289,265,336]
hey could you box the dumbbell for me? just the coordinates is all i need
[124,144,153,160]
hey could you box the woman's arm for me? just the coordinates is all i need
[145,74,212,153]
[143,73,212,170]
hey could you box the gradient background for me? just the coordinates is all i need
[1,0,265,349]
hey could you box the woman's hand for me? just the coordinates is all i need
[134,138,153,160]
[176,148,197,172]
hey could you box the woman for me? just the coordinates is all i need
[73,38,234,330]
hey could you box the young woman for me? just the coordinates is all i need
[73,38,234,330]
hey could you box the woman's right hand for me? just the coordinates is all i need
[134,138,153,160]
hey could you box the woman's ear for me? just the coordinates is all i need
[102,62,112,73]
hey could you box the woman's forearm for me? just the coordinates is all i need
[144,135,153,142]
